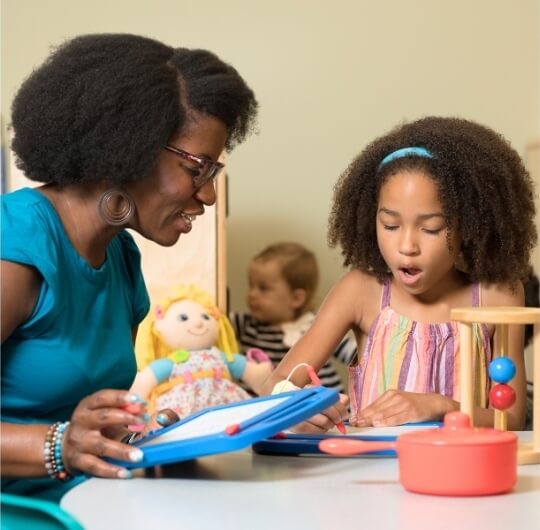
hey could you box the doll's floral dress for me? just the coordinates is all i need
[150,346,251,417]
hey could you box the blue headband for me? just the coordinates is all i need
[378,146,434,169]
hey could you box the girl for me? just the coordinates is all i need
[263,116,537,432]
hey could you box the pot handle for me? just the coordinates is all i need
[319,438,396,456]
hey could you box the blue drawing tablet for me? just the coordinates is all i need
[112,386,339,468]
[252,422,442,458]
[253,432,397,457]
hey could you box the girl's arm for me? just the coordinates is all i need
[259,272,378,433]
[261,271,366,394]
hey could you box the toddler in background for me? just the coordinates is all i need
[264,116,537,432]
[230,242,356,391]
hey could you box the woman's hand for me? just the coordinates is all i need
[349,390,457,427]
[128,408,180,441]
[291,392,349,434]
[62,389,153,479]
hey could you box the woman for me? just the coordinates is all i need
[1,33,258,500]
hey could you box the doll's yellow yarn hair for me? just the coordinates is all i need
[135,284,239,369]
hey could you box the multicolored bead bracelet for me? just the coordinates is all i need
[43,421,73,482]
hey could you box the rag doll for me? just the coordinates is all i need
[132,285,272,417]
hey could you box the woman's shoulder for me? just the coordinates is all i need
[109,230,143,271]
[1,187,62,265]
[2,187,53,228]
[1,186,43,205]
[115,229,141,253]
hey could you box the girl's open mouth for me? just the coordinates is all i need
[399,267,422,285]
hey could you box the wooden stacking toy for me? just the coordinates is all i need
[450,306,540,465]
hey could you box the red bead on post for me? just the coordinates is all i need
[489,383,516,410]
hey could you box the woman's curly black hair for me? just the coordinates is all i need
[328,116,537,284]
[10,33,258,185]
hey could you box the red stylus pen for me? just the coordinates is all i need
[306,365,347,434]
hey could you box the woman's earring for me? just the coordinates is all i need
[97,189,135,226]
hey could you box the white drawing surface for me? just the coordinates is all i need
[140,396,289,447]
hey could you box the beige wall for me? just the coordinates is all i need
[2,0,539,312]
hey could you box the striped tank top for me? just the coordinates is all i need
[348,279,492,416]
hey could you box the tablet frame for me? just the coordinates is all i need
[112,386,339,468]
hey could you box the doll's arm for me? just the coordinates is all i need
[220,351,273,396]
[130,358,174,401]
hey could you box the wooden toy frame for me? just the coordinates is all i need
[451,306,540,465]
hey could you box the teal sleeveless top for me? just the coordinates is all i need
[1,187,150,500]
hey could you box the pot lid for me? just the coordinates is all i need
[399,412,517,446]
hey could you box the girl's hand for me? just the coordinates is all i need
[63,390,153,479]
[291,392,349,434]
[350,390,457,427]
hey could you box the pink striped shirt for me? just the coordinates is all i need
[348,279,492,416]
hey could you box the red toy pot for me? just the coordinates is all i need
[319,412,517,496]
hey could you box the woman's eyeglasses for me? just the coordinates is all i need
[163,145,225,189]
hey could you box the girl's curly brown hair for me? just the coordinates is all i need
[328,116,537,284]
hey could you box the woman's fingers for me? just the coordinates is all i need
[78,389,142,411]
[130,408,181,440]
[64,389,152,477]
[71,390,149,433]
[66,453,135,479]
[155,408,180,427]
[63,427,144,478]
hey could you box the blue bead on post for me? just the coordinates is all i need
[488,357,516,383]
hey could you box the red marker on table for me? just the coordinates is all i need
[306,365,347,434]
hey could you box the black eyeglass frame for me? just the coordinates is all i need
[163,144,225,188]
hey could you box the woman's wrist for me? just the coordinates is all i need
[43,421,73,482]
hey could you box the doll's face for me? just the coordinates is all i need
[154,299,219,351]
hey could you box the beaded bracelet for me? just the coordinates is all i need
[43,421,73,482]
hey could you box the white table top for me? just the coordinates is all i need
[62,431,540,530]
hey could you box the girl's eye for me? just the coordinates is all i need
[201,313,210,321]
[383,225,398,231]
[423,228,443,235]
[177,313,189,322]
